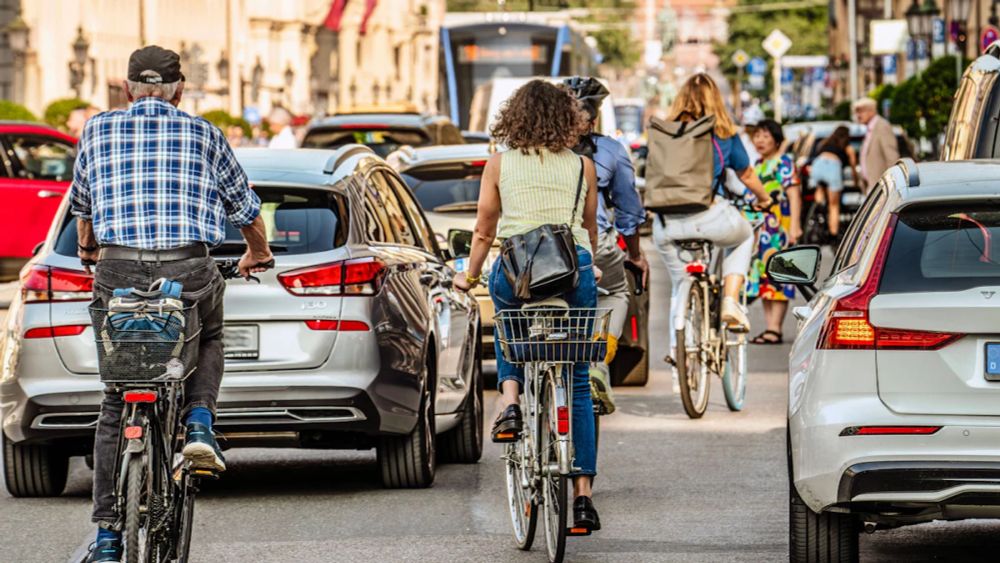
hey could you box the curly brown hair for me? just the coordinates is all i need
[490,80,590,154]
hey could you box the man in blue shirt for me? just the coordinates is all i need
[71,46,273,563]
[565,77,648,415]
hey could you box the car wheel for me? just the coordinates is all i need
[789,479,859,563]
[439,339,484,464]
[378,362,436,488]
[2,432,68,497]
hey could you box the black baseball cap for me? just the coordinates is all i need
[127,45,184,84]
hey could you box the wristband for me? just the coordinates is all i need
[78,244,98,252]
[465,273,482,287]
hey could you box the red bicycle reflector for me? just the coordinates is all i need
[840,425,941,436]
[24,325,88,339]
[630,315,639,341]
[556,406,569,434]
[305,319,370,331]
[123,391,158,404]
[123,426,143,440]
[685,263,706,275]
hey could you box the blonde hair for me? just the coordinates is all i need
[668,73,737,138]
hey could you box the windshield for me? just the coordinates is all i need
[302,128,432,158]
[614,106,644,136]
[881,204,1000,294]
[400,161,485,211]
[54,186,349,257]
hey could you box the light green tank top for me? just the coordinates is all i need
[496,148,589,250]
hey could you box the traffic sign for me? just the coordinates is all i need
[748,57,767,75]
[731,49,750,68]
[983,26,1000,53]
[762,29,792,59]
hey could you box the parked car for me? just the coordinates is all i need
[302,105,464,157]
[390,144,650,386]
[0,121,77,281]
[767,158,1000,560]
[0,145,483,497]
[941,42,1000,160]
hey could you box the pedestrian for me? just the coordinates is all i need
[267,106,297,149]
[746,119,802,345]
[70,45,274,563]
[226,123,246,147]
[564,76,648,415]
[854,97,899,191]
[67,105,100,138]
[451,79,605,532]
[808,125,859,241]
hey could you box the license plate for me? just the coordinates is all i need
[986,343,1000,381]
[224,325,259,360]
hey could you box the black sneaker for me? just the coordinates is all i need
[573,496,601,531]
[491,404,523,442]
[86,539,123,563]
[182,422,226,472]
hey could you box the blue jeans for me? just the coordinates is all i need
[490,246,597,477]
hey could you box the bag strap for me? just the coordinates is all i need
[711,136,727,196]
[570,156,585,225]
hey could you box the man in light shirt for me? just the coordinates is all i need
[854,97,899,191]
[267,107,297,149]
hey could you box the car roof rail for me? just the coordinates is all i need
[986,40,1000,59]
[323,144,374,174]
[898,157,919,187]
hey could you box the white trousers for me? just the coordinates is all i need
[652,199,754,349]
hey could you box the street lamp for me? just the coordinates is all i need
[4,11,29,105]
[250,57,263,103]
[217,51,230,83]
[69,26,90,99]
[283,64,294,107]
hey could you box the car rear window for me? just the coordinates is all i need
[53,186,348,257]
[302,128,431,157]
[880,204,1000,294]
[400,162,484,212]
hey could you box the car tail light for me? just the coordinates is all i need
[278,257,385,296]
[468,160,488,167]
[840,425,941,436]
[24,325,88,339]
[304,319,371,331]
[556,406,569,435]
[123,391,158,403]
[818,216,963,351]
[21,265,93,303]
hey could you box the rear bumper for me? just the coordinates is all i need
[839,461,1000,503]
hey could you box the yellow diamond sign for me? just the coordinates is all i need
[762,29,792,59]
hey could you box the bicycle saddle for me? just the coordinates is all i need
[674,239,713,251]
[521,297,570,310]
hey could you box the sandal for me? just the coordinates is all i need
[751,330,783,345]
[491,404,523,442]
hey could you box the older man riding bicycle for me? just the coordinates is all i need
[71,46,273,563]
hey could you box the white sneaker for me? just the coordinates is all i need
[721,296,750,333]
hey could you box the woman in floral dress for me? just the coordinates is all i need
[746,119,802,344]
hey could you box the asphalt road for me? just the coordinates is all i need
[2,251,1000,562]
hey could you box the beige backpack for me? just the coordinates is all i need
[645,114,722,214]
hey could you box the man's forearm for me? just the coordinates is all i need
[77,219,97,249]
[622,233,642,261]
[240,215,271,259]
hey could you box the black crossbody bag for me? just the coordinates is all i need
[499,157,585,302]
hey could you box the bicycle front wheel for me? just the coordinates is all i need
[676,284,710,418]
[505,439,538,550]
[722,330,748,411]
[174,473,197,562]
[540,369,568,563]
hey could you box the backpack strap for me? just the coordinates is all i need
[711,136,727,197]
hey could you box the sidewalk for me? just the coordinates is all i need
[0,281,17,309]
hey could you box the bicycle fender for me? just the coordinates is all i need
[125,436,145,454]
[672,277,694,331]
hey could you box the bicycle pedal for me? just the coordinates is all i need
[492,431,518,443]
[191,468,219,479]
[567,527,593,536]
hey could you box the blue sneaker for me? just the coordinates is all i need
[182,422,226,472]
[86,539,123,562]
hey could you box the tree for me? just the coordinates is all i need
[201,110,252,138]
[0,100,38,122]
[592,28,640,70]
[915,56,958,142]
[890,77,921,140]
[43,98,90,131]
[715,0,828,82]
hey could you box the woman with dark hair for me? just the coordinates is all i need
[452,79,604,530]
[810,125,859,240]
[747,118,802,344]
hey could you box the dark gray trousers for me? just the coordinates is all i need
[89,256,225,524]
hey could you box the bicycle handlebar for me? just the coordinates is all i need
[216,258,275,283]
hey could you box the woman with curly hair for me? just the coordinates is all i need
[452,79,604,531]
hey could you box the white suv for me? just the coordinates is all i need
[768,159,1000,562]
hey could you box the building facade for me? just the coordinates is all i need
[0,0,444,119]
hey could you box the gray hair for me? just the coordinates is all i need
[269,107,292,126]
[126,80,181,101]
[852,97,877,111]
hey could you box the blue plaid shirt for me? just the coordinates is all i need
[69,97,260,250]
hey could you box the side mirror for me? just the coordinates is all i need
[31,241,44,256]
[765,246,822,285]
[447,229,473,260]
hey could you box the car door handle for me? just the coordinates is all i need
[37,190,63,198]
[792,306,812,322]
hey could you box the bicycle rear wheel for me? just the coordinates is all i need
[505,439,538,550]
[123,455,152,563]
[722,330,748,411]
[540,370,568,563]
[676,284,710,418]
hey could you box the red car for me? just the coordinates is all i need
[0,122,76,280]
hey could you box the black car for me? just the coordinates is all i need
[942,42,1000,160]
[302,111,465,157]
